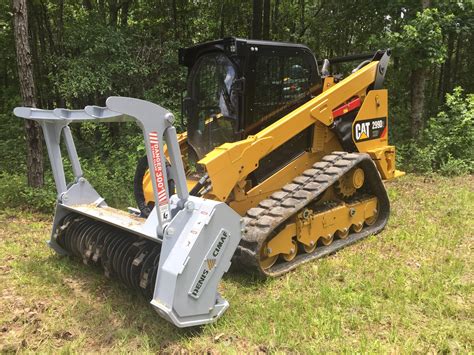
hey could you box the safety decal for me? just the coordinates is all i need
[206,258,216,270]
[149,132,170,221]
[353,117,387,142]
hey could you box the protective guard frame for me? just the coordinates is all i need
[14,97,242,327]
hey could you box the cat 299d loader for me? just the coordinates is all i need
[15,37,403,328]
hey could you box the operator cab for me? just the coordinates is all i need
[179,37,321,161]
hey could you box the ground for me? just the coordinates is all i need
[0,175,472,353]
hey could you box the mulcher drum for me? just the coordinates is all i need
[55,214,161,300]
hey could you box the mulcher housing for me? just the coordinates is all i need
[14,97,242,328]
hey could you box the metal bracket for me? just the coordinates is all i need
[14,97,189,237]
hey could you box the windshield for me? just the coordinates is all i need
[187,53,239,159]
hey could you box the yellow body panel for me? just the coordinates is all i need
[200,61,380,202]
[297,197,378,247]
[142,59,403,212]
[310,63,377,126]
[229,152,316,215]
[352,90,388,151]
[350,89,402,180]
[143,170,154,204]
[264,196,378,258]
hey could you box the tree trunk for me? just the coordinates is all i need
[219,0,225,38]
[272,0,280,38]
[438,32,454,102]
[409,0,430,140]
[120,0,131,27]
[172,0,178,39]
[298,0,304,39]
[410,67,427,140]
[13,0,44,187]
[252,0,263,39]
[421,0,430,10]
[452,33,462,85]
[83,0,93,11]
[262,0,270,40]
[108,0,119,26]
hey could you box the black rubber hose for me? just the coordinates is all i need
[189,173,209,196]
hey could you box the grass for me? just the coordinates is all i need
[0,174,473,352]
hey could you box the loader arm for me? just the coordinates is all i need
[199,60,383,202]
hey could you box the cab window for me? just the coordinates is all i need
[250,55,311,127]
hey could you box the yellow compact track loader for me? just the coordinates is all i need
[135,38,404,276]
[15,37,403,328]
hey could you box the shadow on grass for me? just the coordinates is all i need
[13,250,268,348]
[15,254,203,347]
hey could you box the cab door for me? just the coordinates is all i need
[185,52,241,159]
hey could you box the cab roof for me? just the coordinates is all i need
[179,37,315,67]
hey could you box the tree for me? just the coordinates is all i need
[252,0,263,39]
[388,6,450,140]
[410,0,431,140]
[12,0,44,187]
[262,0,270,40]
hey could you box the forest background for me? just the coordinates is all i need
[0,0,473,210]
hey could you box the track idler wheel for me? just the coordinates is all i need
[321,233,334,246]
[336,228,350,239]
[303,240,317,254]
[352,223,363,233]
[365,207,379,226]
[259,243,278,270]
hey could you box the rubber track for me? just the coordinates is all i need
[234,151,390,277]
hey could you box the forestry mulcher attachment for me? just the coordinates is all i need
[15,37,403,328]
[14,97,242,328]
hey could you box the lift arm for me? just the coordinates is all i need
[199,60,381,201]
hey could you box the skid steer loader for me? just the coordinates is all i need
[135,38,403,275]
[15,37,403,328]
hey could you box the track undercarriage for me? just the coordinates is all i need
[236,151,390,277]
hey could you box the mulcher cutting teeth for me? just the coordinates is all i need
[56,214,161,300]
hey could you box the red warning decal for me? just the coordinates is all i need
[149,132,168,207]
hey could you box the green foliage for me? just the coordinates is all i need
[79,147,138,208]
[397,143,435,174]
[0,145,140,212]
[1,0,474,213]
[389,8,452,68]
[439,154,471,176]
[399,87,474,175]
[425,87,474,174]
[0,172,56,212]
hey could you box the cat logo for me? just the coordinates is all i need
[355,122,370,141]
[206,258,216,270]
[353,117,387,143]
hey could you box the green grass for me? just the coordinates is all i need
[0,175,473,352]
